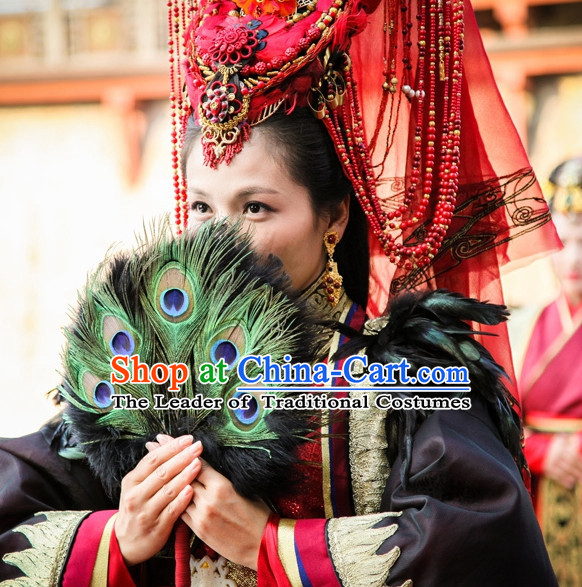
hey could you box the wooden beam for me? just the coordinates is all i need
[486,43,582,76]
[0,74,169,105]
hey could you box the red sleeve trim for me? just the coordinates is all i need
[62,510,116,587]
[108,521,137,586]
[257,513,291,587]
[295,519,340,586]
[524,433,552,476]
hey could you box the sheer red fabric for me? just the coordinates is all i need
[350,0,561,402]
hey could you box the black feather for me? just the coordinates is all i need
[335,289,524,487]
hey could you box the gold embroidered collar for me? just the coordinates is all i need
[298,277,352,323]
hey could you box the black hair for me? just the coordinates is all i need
[182,108,370,308]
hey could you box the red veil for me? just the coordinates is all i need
[351,1,560,401]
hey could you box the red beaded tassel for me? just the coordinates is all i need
[323,0,464,273]
[169,0,193,235]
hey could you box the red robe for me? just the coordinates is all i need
[520,294,582,586]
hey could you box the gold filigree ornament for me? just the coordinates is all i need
[307,51,348,119]
[199,92,251,160]
[321,229,343,307]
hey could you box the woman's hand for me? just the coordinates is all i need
[115,435,203,566]
[181,462,271,570]
[147,435,271,570]
[543,432,582,489]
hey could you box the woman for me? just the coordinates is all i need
[517,156,582,586]
[0,0,561,583]
[112,110,558,585]
[0,113,557,586]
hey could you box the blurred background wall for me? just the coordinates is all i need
[0,0,581,436]
[0,0,171,435]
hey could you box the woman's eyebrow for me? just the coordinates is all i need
[187,186,282,199]
[236,187,281,198]
[188,187,209,197]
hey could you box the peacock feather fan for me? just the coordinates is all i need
[58,219,327,501]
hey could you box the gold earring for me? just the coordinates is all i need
[322,229,343,307]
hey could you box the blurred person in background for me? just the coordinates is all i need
[517,155,582,586]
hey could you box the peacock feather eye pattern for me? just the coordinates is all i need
[81,371,115,411]
[211,339,239,368]
[93,381,115,409]
[154,264,195,323]
[228,391,262,430]
[102,315,139,356]
[160,288,189,317]
[207,325,246,370]
[109,330,135,355]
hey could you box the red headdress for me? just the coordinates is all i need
[168,0,560,398]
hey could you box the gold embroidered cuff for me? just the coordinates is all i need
[2,510,90,586]
[327,512,402,587]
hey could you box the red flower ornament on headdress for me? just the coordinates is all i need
[176,0,365,170]
[208,23,262,65]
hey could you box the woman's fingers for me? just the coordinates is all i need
[115,437,203,566]
[145,433,175,453]
[180,503,195,529]
[159,483,195,524]
[129,436,202,487]
[140,441,202,499]
[157,433,174,444]
[148,456,202,513]
[128,434,195,484]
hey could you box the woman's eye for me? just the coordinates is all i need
[191,201,211,214]
[244,202,270,215]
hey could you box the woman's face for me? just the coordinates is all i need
[552,212,582,306]
[185,130,348,292]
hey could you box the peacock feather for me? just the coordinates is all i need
[58,219,327,500]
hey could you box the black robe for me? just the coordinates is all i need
[0,399,558,585]
[0,418,113,581]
